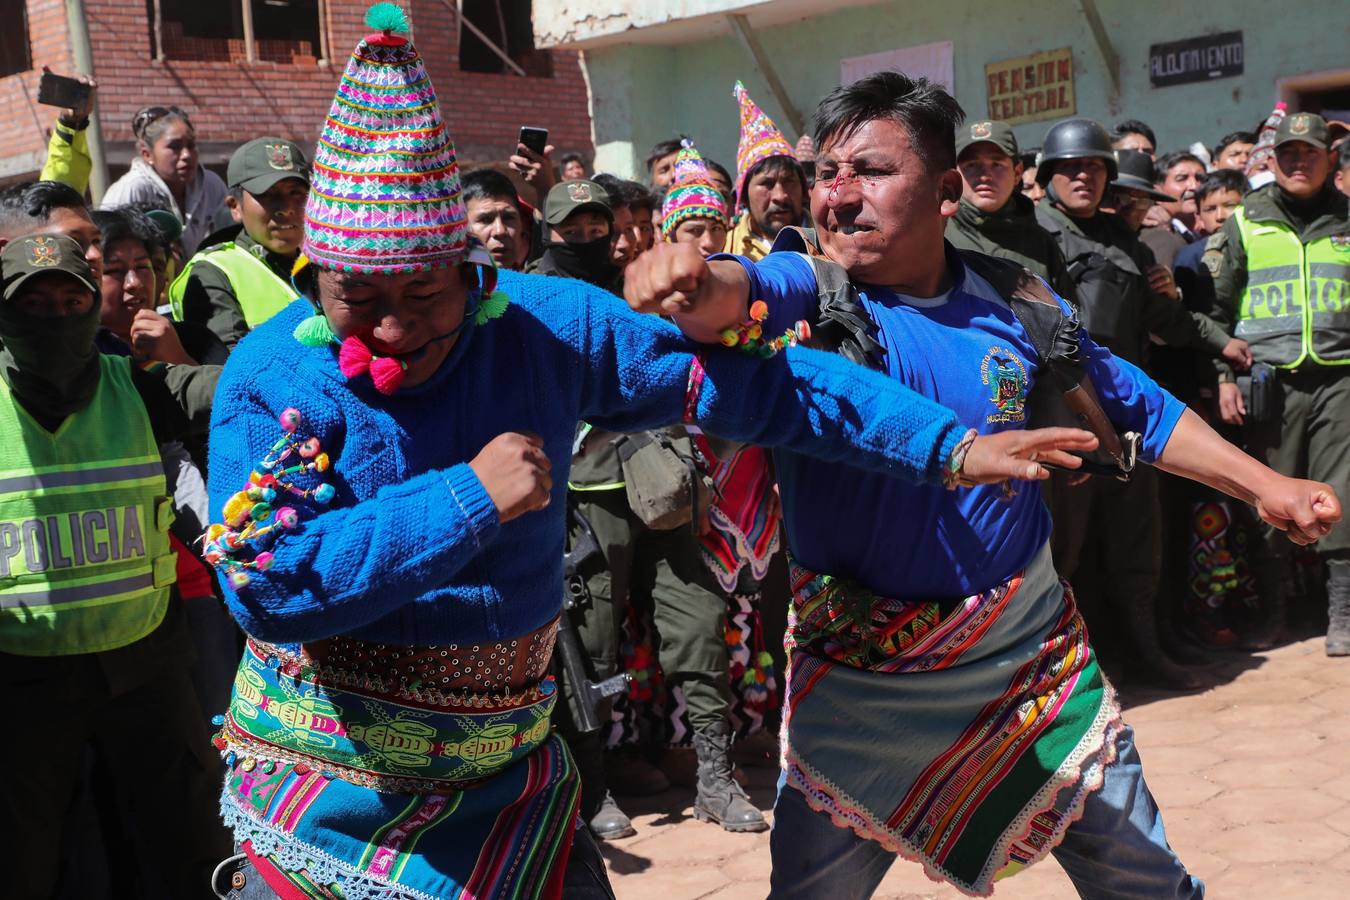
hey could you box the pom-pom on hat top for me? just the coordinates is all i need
[661,140,729,238]
[302,2,468,273]
[733,80,797,209]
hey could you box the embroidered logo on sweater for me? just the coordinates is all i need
[980,347,1027,424]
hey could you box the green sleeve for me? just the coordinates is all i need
[1204,220,1246,379]
[177,261,251,350]
[38,121,91,195]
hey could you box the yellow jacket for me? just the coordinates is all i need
[39,120,92,195]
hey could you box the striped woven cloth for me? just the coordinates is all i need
[781,543,1121,896]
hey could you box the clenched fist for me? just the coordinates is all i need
[623,241,714,317]
[469,432,553,523]
[130,309,195,365]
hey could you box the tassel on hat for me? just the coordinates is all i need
[302,2,468,273]
[660,140,730,238]
[733,80,797,209]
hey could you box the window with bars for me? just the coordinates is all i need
[146,0,327,65]
[458,0,551,78]
[1,0,32,79]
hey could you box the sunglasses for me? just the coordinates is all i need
[132,105,192,140]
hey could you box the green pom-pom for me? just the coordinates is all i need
[365,2,410,34]
[293,314,336,347]
[475,290,510,326]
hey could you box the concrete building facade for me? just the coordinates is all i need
[1,0,594,194]
[537,0,1350,180]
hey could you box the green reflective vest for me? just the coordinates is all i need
[0,356,177,656]
[168,242,295,330]
[1234,208,1350,368]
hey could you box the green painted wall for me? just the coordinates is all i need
[583,0,1349,179]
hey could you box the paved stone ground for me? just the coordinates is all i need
[600,636,1350,899]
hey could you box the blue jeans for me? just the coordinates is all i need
[768,724,1202,900]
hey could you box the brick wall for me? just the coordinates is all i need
[0,0,73,177]
[0,0,593,181]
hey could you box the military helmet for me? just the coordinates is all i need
[1036,118,1118,185]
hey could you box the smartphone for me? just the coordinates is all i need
[37,71,92,110]
[518,126,549,157]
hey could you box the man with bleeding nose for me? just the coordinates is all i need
[623,72,1339,898]
[169,137,311,349]
[945,119,1078,303]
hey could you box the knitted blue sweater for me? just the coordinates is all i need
[208,270,964,646]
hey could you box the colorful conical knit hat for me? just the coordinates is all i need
[733,80,796,208]
[661,140,729,238]
[303,3,467,273]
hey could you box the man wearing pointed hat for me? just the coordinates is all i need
[202,8,1091,898]
[726,81,810,261]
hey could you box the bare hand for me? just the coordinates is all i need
[469,432,553,523]
[42,66,96,125]
[961,428,1100,484]
[1147,264,1178,301]
[1255,477,1342,545]
[623,241,712,317]
[509,143,557,194]
[1142,205,1171,229]
[1217,381,1245,425]
[1220,337,1252,371]
[130,309,195,365]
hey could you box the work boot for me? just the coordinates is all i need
[588,790,636,841]
[604,746,670,796]
[692,720,768,833]
[1325,561,1350,657]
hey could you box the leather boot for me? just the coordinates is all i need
[1324,561,1350,657]
[1244,561,1288,651]
[588,790,636,841]
[692,720,768,833]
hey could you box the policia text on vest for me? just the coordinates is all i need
[1233,208,1350,368]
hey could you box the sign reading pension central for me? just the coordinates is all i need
[985,48,1075,126]
[1149,32,1244,88]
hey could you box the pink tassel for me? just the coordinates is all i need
[369,356,407,394]
[339,335,373,378]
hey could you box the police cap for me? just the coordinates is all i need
[2,233,97,301]
[227,137,311,195]
[544,179,613,226]
[956,120,1019,161]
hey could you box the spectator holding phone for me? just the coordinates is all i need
[101,106,227,255]
[37,67,98,195]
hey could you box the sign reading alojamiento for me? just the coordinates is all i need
[1149,32,1244,88]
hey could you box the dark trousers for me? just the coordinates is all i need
[1046,466,1162,656]
[565,489,732,735]
[1,649,230,899]
[1246,371,1350,564]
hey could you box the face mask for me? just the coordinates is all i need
[0,300,101,418]
[542,234,618,286]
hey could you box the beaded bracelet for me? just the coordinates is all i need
[941,428,980,490]
[718,300,812,358]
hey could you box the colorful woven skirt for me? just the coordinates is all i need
[214,637,580,900]
[782,543,1120,897]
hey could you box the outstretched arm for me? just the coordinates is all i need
[1156,408,1340,545]
[624,241,754,344]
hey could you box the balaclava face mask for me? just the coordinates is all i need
[0,286,102,419]
[541,234,618,287]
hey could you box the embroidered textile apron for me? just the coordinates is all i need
[213,620,579,900]
[782,543,1121,897]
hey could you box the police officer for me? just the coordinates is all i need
[0,234,228,897]
[1208,112,1350,656]
[1034,118,1248,686]
[565,425,768,839]
[169,137,310,349]
[945,119,1078,304]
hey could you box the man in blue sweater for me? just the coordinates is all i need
[625,72,1340,899]
[201,15,1089,900]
